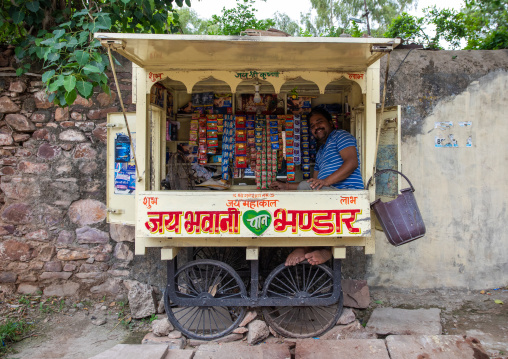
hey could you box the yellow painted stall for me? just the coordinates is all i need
[97,33,402,340]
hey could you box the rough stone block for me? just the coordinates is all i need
[43,282,80,297]
[0,271,17,283]
[73,95,94,107]
[37,143,61,159]
[0,133,13,145]
[337,307,356,325]
[239,310,257,327]
[295,339,389,359]
[43,261,62,272]
[31,111,50,123]
[142,333,185,349]
[68,199,107,226]
[322,320,377,340]
[40,272,72,280]
[59,129,86,142]
[152,318,174,337]
[76,226,110,244]
[13,133,30,142]
[247,319,269,344]
[37,245,55,262]
[73,143,97,159]
[92,124,107,142]
[57,230,75,247]
[366,308,442,336]
[342,279,370,308]
[128,281,157,319]
[194,343,291,359]
[188,334,244,347]
[114,242,133,261]
[90,278,123,296]
[9,81,26,93]
[34,91,52,109]
[17,283,40,295]
[0,239,33,261]
[5,114,36,132]
[89,344,169,359]
[55,107,69,121]
[24,229,49,241]
[110,223,135,242]
[1,203,32,224]
[18,161,49,174]
[57,248,90,261]
[0,96,20,112]
[385,335,489,359]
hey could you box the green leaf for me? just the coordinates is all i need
[12,11,25,24]
[78,31,90,44]
[64,75,76,92]
[101,83,111,96]
[121,0,130,4]
[75,50,90,66]
[185,0,191,6]
[175,0,183,7]
[47,52,61,62]
[66,37,78,47]
[73,9,89,18]
[53,29,66,39]
[83,64,101,73]
[42,70,55,83]
[26,1,40,12]
[76,81,93,97]
[16,68,24,76]
[60,21,72,28]
[64,89,77,105]
[14,47,25,59]
[494,299,504,304]
[40,37,56,46]
[53,42,67,50]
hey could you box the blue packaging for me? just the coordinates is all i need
[115,134,131,163]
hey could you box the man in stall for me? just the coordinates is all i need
[269,106,364,266]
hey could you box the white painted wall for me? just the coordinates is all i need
[367,70,508,290]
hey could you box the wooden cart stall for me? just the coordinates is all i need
[97,33,401,339]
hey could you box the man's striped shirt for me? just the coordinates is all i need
[314,129,364,189]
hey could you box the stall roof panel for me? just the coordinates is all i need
[95,33,400,72]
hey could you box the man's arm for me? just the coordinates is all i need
[307,146,358,190]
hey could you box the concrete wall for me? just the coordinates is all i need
[367,49,508,290]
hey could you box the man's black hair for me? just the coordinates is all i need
[308,106,333,124]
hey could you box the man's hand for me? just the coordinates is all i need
[269,181,288,190]
[306,178,329,190]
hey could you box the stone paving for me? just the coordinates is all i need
[91,306,497,359]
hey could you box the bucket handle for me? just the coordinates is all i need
[366,169,415,193]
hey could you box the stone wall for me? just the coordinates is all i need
[0,46,136,299]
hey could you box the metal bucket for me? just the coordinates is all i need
[367,169,426,246]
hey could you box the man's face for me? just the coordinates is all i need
[310,113,333,142]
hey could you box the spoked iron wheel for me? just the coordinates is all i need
[261,261,343,338]
[165,259,247,340]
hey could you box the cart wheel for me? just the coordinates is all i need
[165,259,247,340]
[193,247,248,273]
[261,261,343,338]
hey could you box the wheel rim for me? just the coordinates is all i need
[261,262,343,338]
[165,259,247,340]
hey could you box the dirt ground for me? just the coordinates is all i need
[2,287,507,359]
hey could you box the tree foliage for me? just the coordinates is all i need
[207,0,275,36]
[309,0,414,32]
[0,0,190,106]
[385,0,508,50]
